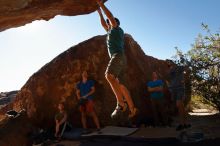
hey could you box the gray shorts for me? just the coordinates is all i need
[170,88,185,101]
[105,53,127,85]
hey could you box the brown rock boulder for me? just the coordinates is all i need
[0,0,107,31]
[10,34,171,128]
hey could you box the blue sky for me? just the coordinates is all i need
[0,0,220,91]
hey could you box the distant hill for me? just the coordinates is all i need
[0,90,18,108]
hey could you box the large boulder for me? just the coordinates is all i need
[9,34,171,128]
[0,0,107,31]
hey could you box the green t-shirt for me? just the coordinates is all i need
[55,111,65,121]
[107,27,124,57]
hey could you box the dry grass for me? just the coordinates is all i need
[190,95,217,112]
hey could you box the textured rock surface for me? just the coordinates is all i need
[0,113,32,146]
[8,34,171,128]
[0,0,107,31]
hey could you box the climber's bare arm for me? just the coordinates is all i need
[97,8,108,31]
[96,0,117,28]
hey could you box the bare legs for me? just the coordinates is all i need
[81,112,87,129]
[55,120,60,137]
[105,74,124,105]
[81,111,100,130]
[176,100,187,125]
[105,73,137,117]
[90,112,101,129]
[175,99,191,130]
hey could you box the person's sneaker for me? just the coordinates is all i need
[128,107,138,118]
[81,129,91,135]
[96,128,102,134]
[53,136,61,143]
[176,124,185,131]
[184,124,191,129]
[111,103,127,119]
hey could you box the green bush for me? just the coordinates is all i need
[173,24,220,110]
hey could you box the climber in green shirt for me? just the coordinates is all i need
[96,0,137,119]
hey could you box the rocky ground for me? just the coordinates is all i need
[47,109,220,146]
[1,90,219,146]
[2,98,219,146]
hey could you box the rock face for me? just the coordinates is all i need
[10,34,171,128]
[0,0,107,31]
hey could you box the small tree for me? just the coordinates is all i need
[174,24,220,110]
